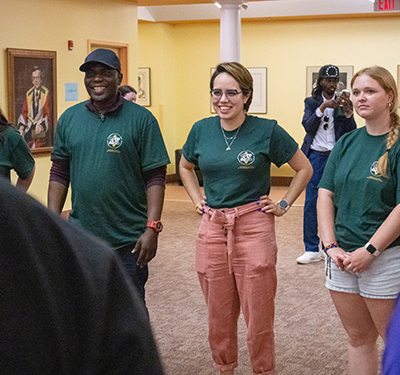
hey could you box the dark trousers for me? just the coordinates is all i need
[303,150,330,253]
[115,243,149,307]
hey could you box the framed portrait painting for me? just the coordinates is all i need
[7,48,57,155]
[306,66,353,96]
[137,67,151,107]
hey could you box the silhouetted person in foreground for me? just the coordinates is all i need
[0,177,164,375]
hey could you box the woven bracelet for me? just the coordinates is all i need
[324,242,339,255]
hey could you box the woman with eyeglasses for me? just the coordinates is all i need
[179,62,312,375]
[318,66,400,375]
[0,109,35,191]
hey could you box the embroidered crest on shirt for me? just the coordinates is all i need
[368,161,383,182]
[107,133,123,153]
[237,150,255,169]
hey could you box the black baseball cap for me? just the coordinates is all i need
[79,49,121,73]
[318,64,339,79]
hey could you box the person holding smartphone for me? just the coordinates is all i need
[297,64,357,264]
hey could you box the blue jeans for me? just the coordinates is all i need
[115,243,149,307]
[303,150,330,253]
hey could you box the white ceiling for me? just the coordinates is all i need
[138,0,382,23]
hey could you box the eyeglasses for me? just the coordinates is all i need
[210,89,243,102]
[323,115,329,130]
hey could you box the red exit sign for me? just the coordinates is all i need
[374,0,400,10]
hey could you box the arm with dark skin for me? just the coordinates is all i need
[48,159,70,214]
[302,96,343,134]
[48,180,68,214]
[133,184,165,268]
[301,98,335,135]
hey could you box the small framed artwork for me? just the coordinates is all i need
[137,67,151,107]
[306,66,353,96]
[248,67,267,114]
[7,48,57,155]
[397,65,400,105]
[210,67,267,114]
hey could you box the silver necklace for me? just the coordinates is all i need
[220,123,242,151]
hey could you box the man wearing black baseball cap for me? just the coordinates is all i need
[297,64,356,264]
[48,49,170,307]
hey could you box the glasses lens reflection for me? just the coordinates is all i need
[210,89,242,102]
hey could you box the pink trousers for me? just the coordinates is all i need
[196,201,277,375]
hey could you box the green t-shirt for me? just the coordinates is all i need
[182,115,298,208]
[0,126,34,180]
[52,101,170,248]
[319,126,400,252]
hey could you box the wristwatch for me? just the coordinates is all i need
[277,199,289,212]
[146,221,163,233]
[365,242,381,257]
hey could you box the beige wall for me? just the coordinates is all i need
[138,15,400,177]
[1,0,138,205]
[3,5,400,203]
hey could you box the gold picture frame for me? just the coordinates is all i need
[7,48,57,155]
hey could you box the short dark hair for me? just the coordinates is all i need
[210,62,253,113]
[32,66,42,79]
[118,85,137,97]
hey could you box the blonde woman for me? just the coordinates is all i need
[318,66,400,375]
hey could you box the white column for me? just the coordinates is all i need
[219,1,242,63]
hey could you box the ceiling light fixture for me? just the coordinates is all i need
[214,2,222,8]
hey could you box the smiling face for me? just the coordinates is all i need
[352,74,393,123]
[212,72,249,127]
[84,63,122,110]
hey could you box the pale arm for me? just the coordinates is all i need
[368,204,400,251]
[282,149,313,206]
[261,149,313,217]
[317,188,349,269]
[344,204,400,273]
[179,155,205,214]
[16,165,35,192]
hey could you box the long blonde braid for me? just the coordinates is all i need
[351,66,400,178]
[377,108,400,177]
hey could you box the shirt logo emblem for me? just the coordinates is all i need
[237,150,255,166]
[107,133,123,153]
[370,161,381,177]
[368,161,383,182]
